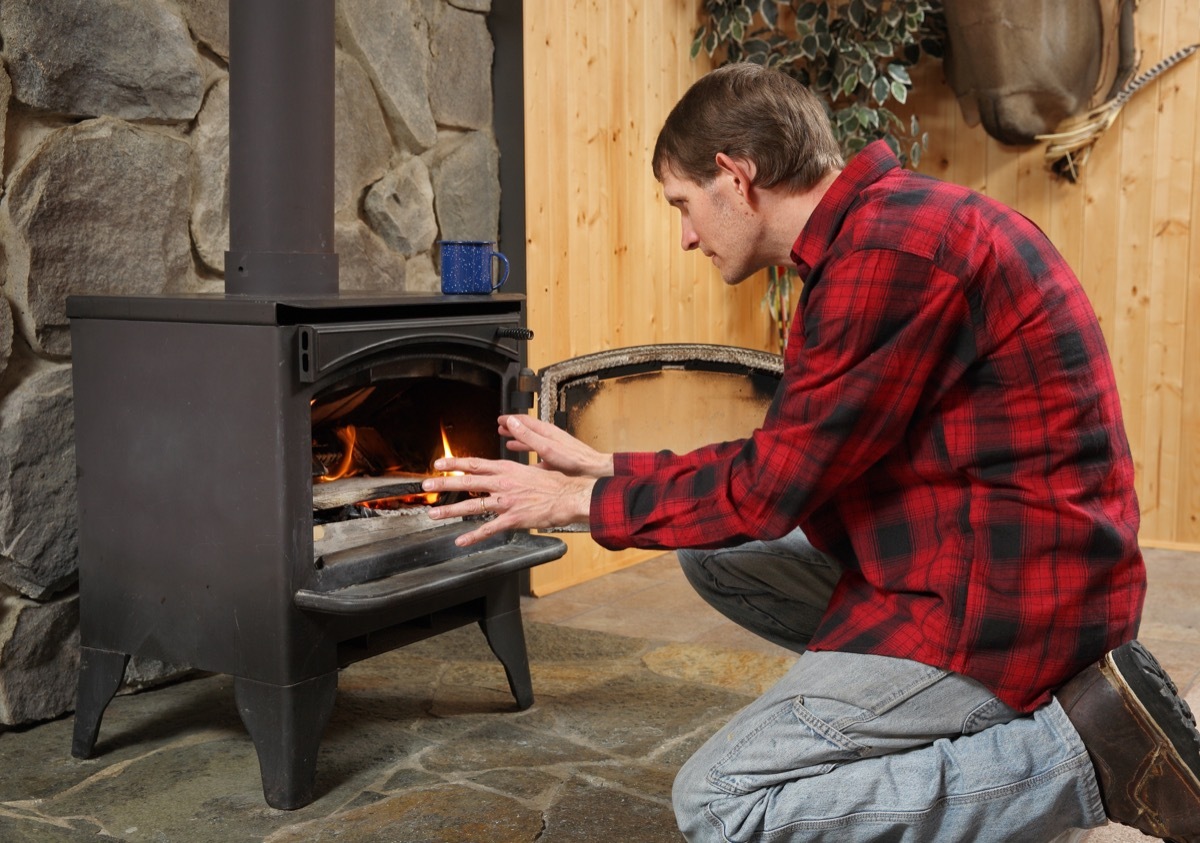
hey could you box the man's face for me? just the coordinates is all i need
[660,166,763,286]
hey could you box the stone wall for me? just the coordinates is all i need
[0,0,501,726]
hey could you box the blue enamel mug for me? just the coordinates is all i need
[438,240,510,294]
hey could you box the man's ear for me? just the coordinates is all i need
[714,152,758,203]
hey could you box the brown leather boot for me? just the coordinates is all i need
[1056,640,1200,842]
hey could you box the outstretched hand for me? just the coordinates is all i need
[423,416,612,547]
[422,452,596,547]
[497,415,614,478]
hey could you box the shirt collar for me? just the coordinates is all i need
[790,140,901,277]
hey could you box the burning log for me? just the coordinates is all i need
[311,475,429,511]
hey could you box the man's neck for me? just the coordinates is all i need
[759,169,841,265]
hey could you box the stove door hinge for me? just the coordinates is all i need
[509,367,539,413]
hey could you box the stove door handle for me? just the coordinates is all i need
[495,326,534,341]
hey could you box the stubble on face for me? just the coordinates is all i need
[703,181,762,286]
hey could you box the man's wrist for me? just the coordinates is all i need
[574,476,597,523]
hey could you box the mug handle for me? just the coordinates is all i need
[491,251,510,290]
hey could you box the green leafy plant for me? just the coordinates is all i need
[692,0,945,166]
[693,1,946,350]
[763,266,795,354]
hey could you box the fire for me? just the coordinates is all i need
[415,422,463,503]
[320,426,358,481]
[440,424,464,477]
[315,421,464,508]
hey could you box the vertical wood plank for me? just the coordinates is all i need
[523,0,1200,594]
[1114,0,1164,528]
[1142,0,1195,539]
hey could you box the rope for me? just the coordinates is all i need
[1035,42,1200,181]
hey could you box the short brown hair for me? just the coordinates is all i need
[652,63,844,191]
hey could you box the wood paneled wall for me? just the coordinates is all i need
[903,0,1200,551]
[522,0,1200,594]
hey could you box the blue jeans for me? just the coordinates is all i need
[674,530,1109,842]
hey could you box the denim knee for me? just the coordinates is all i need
[673,746,723,842]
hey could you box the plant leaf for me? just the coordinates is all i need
[761,0,779,27]
[848,0,865,29]
[872,76,890,105]
[887,63,912,84]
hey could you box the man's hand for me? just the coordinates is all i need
[422,456,595,547]
[497,415,614,478]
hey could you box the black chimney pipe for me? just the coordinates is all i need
[225,0,339,296]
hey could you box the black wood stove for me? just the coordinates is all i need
[66,0,565,810]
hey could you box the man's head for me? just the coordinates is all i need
[653,63,844,285]
[652,63,844,193]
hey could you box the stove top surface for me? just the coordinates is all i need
[66,290,527,325]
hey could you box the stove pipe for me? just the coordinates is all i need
[225,0,339,296]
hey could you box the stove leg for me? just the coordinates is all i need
[233,671,338,810]
[72,647,131,759]
[480,607,534,710]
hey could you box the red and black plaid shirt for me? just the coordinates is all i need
[591,141,1145,712]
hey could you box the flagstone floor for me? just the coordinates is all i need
[0,548,1195,842]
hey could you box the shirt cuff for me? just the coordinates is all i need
[614,451,660,475]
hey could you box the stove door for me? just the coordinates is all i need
[537,343,782,457]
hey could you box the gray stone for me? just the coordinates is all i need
[0,298,13,383]
[0,588,79,726]
[334,51,394,214]
[263,785,544,843]
[0,815,105,841]
[404,251,442,294]
[448,0,492,11]
[364,158,439,257]
[543,776,683,842]
[176,0,230,61]
[123,656,194,692]
[0,0,204,122]
[0,64,11,191]
[517,668,746,758]
[190,77,230,274]
[3,118,193,356]
[429,4,494,130]
[420,720,609,774]
[335,219,407,292]
[191,53,393,275]
[425,131,501,241]
[466,767,563,801]
[338,0,438,152]
[0,365,77,600]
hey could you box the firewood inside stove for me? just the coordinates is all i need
[311,475,429,511]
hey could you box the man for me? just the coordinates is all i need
[423,63,1200,841]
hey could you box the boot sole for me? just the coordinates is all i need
[1103,641,1200,793]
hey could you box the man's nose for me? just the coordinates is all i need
[680,224,699,252]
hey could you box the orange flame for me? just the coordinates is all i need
[320,426,358,481]
[440,424,464,476]
[317,421,466,507]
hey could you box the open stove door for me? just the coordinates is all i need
[530,343,784,531]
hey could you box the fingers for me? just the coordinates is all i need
[422,490,498,526]
[429,456,506,481]
[450,517,507,547]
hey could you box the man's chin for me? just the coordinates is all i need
[720,267,754,286]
